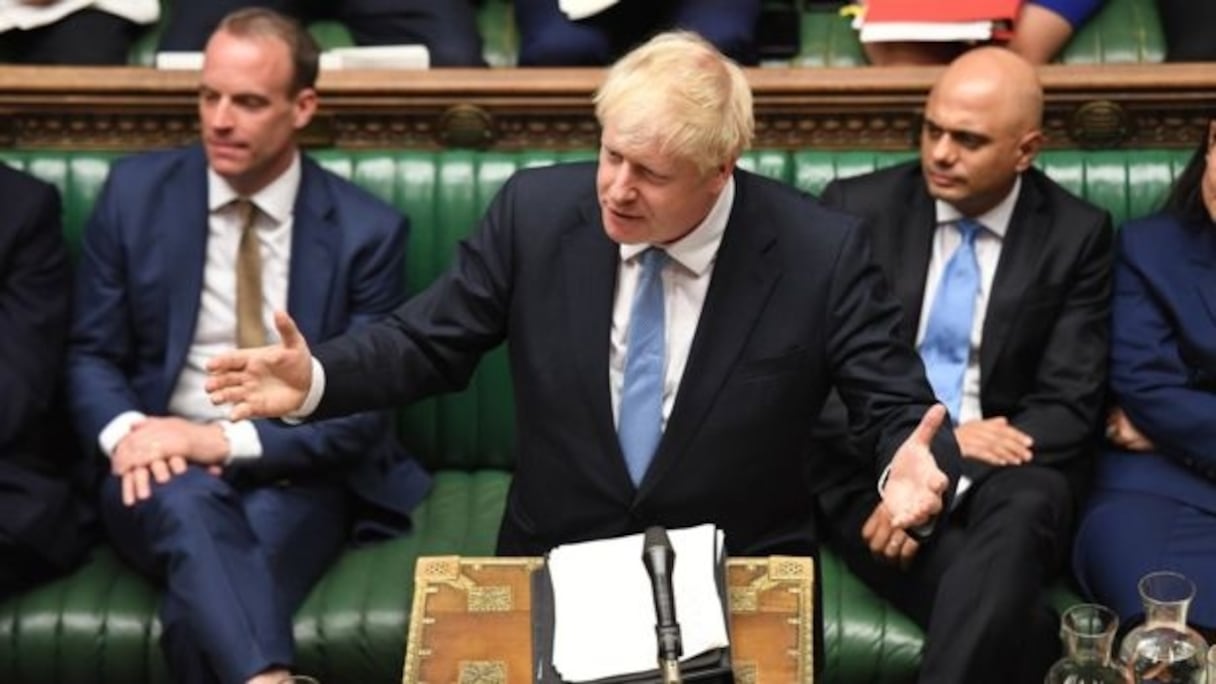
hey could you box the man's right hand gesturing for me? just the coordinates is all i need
[206,310,313,421]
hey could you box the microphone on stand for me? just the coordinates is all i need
[642,526,683,684]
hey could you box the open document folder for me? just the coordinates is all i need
[535,524,731,683]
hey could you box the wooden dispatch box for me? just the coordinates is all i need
[402,555,814,684]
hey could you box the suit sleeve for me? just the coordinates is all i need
[809,178,878,459]
[313,176,516,418]
[0,180,70,448]
[1109,223,1216,472]
[823,220,961,502]
[238,211,411,480]
[1001,210,1113,472]
[67,171,149,448]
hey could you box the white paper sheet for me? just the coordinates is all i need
[156,45,430,71]
[859,21,995,43]
[548,524,729,682]
[558,0,619,21]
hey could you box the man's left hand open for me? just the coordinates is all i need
[881,404,951,529]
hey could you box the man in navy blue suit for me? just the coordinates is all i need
[66,8,429,684]
[207,30,958,566]
[0,163,94,602]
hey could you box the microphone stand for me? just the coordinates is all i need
[642,526,684,684]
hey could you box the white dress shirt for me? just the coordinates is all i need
[610,178,736,430]
[98,154,301,462]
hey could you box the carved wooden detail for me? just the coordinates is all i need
[0,64,1211,151]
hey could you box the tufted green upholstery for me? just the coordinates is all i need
[0,146,1192,683]
[122,0,1164,67]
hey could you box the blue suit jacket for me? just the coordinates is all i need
[67,146,430,536]
[1099,212,1216,513]
[311,163,961,556]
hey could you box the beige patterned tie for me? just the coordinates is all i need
[234,198,267,348]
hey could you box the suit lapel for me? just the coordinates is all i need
[892,183,937,343]
[162,149,210,410]
[980,172,1050,390]
[638,173,780,495]
[563,198,622,470]
[286,158,336,341]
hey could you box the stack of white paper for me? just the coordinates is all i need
[322,45,429,70]
[155,45,430,71]
[547,524,729,682]
[858,21,996,43]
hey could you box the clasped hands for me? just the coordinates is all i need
[114,312,317,508]
[112,417,228,506]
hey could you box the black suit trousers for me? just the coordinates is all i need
[820,466,1073,684]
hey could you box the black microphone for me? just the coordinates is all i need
[642,526,683,684]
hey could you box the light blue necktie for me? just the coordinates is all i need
[918,219,982,424]
[619,248,668,486]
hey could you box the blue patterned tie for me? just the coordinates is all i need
[619,248,668,485]
[919,219,982,423]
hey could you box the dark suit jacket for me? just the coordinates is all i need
[0,162,93,573]
[1097,212,1216,512]
[312,162,961,556]
[814,162,1112,495]
[67,146,430,536]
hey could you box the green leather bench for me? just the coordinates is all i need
[0,147,1190,684]
[127,0,1165,68]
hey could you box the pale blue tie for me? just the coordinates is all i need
[919,219,982,424]
[619,248,668,486]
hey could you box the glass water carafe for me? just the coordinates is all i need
[1044,603,1127,684]
[1117,571,1208,683]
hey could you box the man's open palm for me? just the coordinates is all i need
[206,311,313,420]
[882,404,951,528]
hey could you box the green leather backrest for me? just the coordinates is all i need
[0,146,1191,472]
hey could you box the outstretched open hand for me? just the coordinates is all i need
[206,311,313,421]
[881,404,951,529]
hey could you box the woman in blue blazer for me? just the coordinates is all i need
[1072,116,1216,631]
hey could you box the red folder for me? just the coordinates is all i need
[863,0,1023,24]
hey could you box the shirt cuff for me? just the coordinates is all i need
[951,475,973,510]
[284,356,326,424]
[219,420,262,463]
[99,410,147,458]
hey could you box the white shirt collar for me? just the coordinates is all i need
[934,174,1021,237]
[207,152,302,225]
[619,176,735,274]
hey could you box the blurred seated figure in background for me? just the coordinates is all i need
[158,0,485,67]
[0,162,95,602]
[864,0,1105,65]
[1072,115,1216,636]
[1157,0,1216,62]
[0,0,157,64]
[514,0,762,66]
